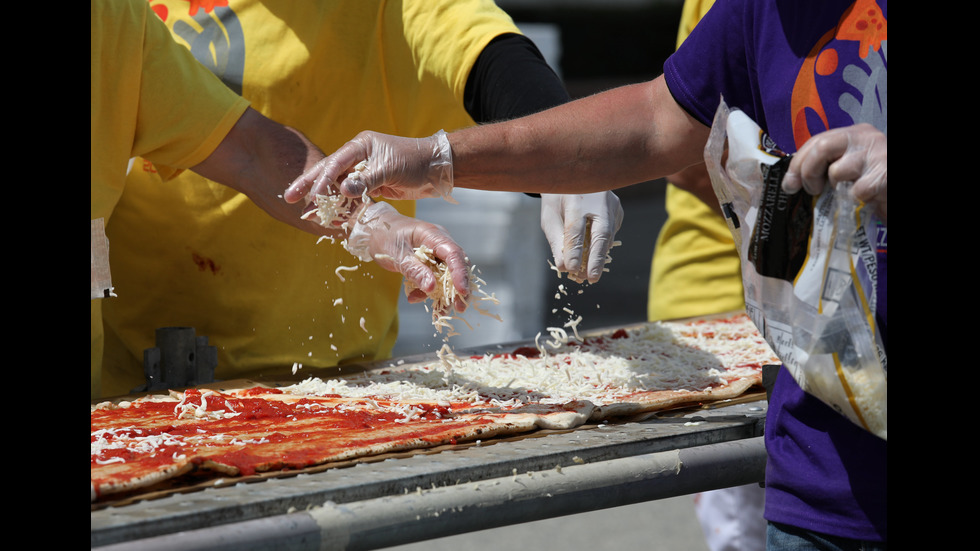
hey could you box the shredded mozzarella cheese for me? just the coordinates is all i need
[282,315,778,408]
[402,245,501,337]
[334,265,358,282]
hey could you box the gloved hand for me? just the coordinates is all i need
[783,123,886,224]
[540,192,624,284]
[345,201,470,311]
[284,130,455,208]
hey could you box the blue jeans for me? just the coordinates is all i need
[767,522,886,551]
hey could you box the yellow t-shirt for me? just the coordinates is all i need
[91,0,249,398]
[647,0,744,322]
[98,0,522,398]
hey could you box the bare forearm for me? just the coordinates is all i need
[192,107,346,237]
[666,162,725,216]
[285,77,713,206]
[450,77,710,194]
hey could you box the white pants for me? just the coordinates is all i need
[693,484,766,551]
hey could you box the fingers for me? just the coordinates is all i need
[851,162,887,225]
[784,136,845,195]
[588,192,623,283]
[282,161,318,204]
[399,256,437,295]
[283,157,331,203]
[851,167,886,204]
[561,214,588,276]
[584,217,615,284]
[783,124,886,225]
[398,242,470,313]
[545,237,567,273]
[284,141,368,203]
[783,124,885,197]
[573,192,622,284]
[779,164,803,195]
[539,195,570,273]
[429,237,471,301]
[840,133,886,208]
[405,289,429,304]
[338,170,370,198]
[540,192,623,284]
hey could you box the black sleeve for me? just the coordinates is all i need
[464,33,570,197]
[463,33,571,124]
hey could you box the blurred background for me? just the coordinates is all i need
[393,0,683,357]
[390,2,715,550]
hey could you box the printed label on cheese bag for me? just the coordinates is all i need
[746,156,812,282]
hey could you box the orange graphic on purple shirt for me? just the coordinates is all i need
[790,0,887,149]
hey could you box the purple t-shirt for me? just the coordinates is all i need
[663,0,887,541]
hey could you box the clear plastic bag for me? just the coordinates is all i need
[704,100,887,440]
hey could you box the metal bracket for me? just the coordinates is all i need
[133,327,218,392]
[762,364,781,402]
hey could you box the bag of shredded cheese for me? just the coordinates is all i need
[703,99,887,440]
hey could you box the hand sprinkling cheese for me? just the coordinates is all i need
[546,240,621,284]
[403,245,500,337]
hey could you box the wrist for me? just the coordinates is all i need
[429,130,456,203]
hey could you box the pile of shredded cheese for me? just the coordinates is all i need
[282,315,778,408]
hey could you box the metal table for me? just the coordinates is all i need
[92,337,769,550]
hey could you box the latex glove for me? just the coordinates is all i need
[284,130,454,208]
[540,192,624,284]
[346,201,470,311]
[783,123,886,224]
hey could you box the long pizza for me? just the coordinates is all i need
[91,313,778,504]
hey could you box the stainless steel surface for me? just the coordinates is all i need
[92,396,766,549]
[96,438,763,551]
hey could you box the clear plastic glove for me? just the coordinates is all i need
[284,130,454,207]
[783,123,886,224]
[540,192,624,284]
[346,201,470,311]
